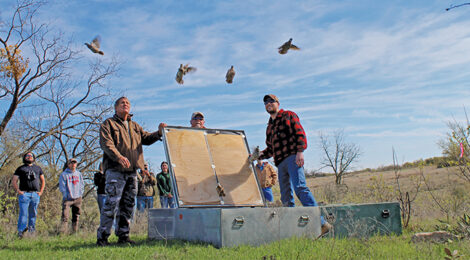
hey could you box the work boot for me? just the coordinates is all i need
[96,238,110,247]
[320,222,333,237]
[72,221,79,234]
[60,221,68,234]
[117,236,136,245]
[17,228,28,239]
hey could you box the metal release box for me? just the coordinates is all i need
[148,207,321,248]
[320,202,402,238]
[149,126,402,247]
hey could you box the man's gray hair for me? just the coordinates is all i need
[114,96,129,108]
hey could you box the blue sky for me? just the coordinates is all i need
[2,0,470,172]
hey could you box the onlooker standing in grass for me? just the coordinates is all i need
[257,94,332,236]
[97,96,166,246]
[136,162,157,212]
[59,158,84,234]
[255,160,277,202]
[11,152,45,238]
[93,163,106,214]
[157,162,176,208]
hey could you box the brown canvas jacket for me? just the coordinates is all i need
[137,172,157,196]
[100,114,161,173]
[255,162,277,188]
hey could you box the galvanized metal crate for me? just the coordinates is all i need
[148,126,402,247]
[148,207,321,248]
[320,202,402,238]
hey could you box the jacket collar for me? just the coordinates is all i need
[113,113,133,123]
[269,109,284,124]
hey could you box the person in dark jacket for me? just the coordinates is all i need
[96,96,166,246]
[157,162,175,208]
[11,152,45,238]
[93,163,106,213]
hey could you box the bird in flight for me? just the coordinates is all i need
[278,38,300,54]
[85,35,104,55]
[249,146,260,163]
[225,65,235,84]
[175,64,197,84]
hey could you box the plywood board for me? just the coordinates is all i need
[165,129,221,205]
[206,133,264,206]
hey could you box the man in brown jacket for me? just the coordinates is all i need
[255,160,277,202]
[96,96,166,246]
[136,162,157,212]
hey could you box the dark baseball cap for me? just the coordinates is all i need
[67,158,78,164]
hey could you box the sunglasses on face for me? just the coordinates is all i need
[69,161,77,164]
[264,99,276,105]
[25,154,33,158]
[192,117,204,120]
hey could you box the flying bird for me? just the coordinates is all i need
[278,38,300,54]
[85,36,104,55]
[249,146,260,163]
[216,183,226,197]
[175,64,197,85]
[225,65,235,84]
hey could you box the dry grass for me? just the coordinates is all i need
[307,166,470,228]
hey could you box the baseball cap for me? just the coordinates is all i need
[191,111,204,120]
[67,158,78,164]
[263,94,279,103]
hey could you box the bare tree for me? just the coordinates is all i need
[0,1,120,195]
[319,129,361,184]
[21,59,118,194]
[0,0,76,137]
[392,148,421,228]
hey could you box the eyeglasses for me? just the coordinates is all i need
[69,161,77,164]
[264,99,276,105]
[25,154,33,158]
[192,117,204,120]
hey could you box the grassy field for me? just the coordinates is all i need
[2,232,469,259]
[1,165,469,259]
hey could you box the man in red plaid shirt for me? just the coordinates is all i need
[258,94,331,235]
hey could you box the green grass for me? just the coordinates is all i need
[1,232,469,259]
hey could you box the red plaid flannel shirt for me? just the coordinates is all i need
[260,109,307,166]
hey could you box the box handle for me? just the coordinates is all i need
[382,209,390,218]
[233,216,245,227]
[299,215,310,224]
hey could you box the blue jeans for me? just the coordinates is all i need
[17,192,40,233]
[262,187,274,202]
[97,194,106,213]
[136,196,154,212]
[277,155,325,225]
[159,196,176,208]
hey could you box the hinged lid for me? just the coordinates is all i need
[162,126,265,207]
